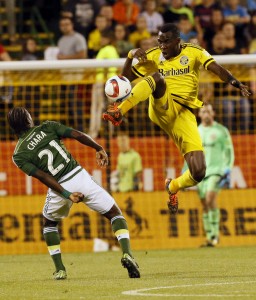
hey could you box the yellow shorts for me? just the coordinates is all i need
[148,93,204,156]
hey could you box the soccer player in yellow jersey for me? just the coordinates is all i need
[102,23,250,214]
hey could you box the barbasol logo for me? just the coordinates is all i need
[180,55,189,65]
[159,66,190,77]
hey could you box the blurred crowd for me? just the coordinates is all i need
[1,0,256,138]
[1,0,256,61]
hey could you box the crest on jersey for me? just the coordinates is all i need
[180,55,189,65]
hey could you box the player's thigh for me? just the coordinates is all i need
[197,180,207,199]
[148,92,177,131]
[43,190,73,222]
[172,105,203,156]
[69,169,116,214]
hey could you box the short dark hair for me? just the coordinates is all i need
[7,107,33,135]
[101,28,115,40]
[159,23,180,38]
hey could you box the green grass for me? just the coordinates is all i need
[0,246,256,299]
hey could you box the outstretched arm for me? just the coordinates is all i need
[69,129,108,167]
[32,169,84,203]
[122,48,146,81]
[207,61,251,97]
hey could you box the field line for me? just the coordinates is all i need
[122,280,256,297]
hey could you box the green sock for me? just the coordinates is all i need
[43,227,65,271]
[209,208,220,239]
[111,215,133,257]
[202,212,212,241]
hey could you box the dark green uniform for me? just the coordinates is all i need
[13,121,79,181]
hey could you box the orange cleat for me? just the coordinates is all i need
[102,103,123,126]
[165,178,178,214]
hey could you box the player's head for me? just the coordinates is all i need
[199,104,215,125]
[158,23,181,59]
[7,107,34,136]
[117,133,130,152]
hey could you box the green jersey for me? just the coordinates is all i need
[117,149,142,192]
[198,121,234,177]
[13,121,79,181]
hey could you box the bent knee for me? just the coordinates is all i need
[191,166,206,183]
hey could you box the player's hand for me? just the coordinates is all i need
[129,48,147,62]
[96,149,109,167]
[219,169,231,188]
[69,192,84,203]
[239,83,251,97]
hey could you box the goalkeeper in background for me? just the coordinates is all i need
[197,104,234,247]
[7,107,140,280]
[102,23,250,214]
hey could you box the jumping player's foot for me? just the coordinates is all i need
[165,178,178,214]
[53,269,67,280]
[121,253,140,278]
[102,103,123,126]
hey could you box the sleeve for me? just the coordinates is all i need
[43,121,73,137]
[197,48,215,70]
[75,34,87,52]
[222,126,235,170]
[13,155,38,176]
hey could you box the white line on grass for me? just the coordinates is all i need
[122,281,256,297]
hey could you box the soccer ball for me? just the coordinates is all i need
[105,75,132,103]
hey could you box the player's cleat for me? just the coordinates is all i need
[165,178,178,214]
[211,236,219,246]
[121,253,140,278]
[200,240,215,248]
[102,103,123,126]
[53,269,67,280]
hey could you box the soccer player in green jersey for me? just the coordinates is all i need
[7,107,140,280]
[198,104,234,247]
[102,23,250,214]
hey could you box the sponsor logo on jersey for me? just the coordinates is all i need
[27,131,47,150]
[180,55,189,65]
[158,66,190,77]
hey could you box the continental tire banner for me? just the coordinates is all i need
[0,190,256,255]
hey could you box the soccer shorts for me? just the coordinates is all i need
[148,93,204,156]
[197,175,221,199]
[43,166,115,222]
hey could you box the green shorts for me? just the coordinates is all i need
[197,175,221,200]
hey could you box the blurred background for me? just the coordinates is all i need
[0,0,256,255]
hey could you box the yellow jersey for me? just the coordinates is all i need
[132,43,215,109]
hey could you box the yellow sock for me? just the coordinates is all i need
[118,76,156,114]
[170,170,198,193]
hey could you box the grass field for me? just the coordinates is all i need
[0,246,255,299]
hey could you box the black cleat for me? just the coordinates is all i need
[121,253,140,278]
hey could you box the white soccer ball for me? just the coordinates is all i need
[105,75,132,103]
